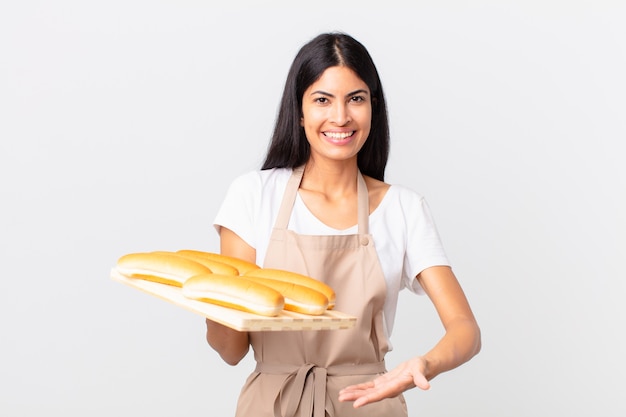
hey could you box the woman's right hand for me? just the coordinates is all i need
[205,318,250,365]
[204,226,258,365]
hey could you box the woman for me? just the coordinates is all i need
[208,32,481,416]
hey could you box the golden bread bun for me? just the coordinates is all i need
[116,252,211,287]
[152,250,239,275]
[243,268,336,309]
[239,275,328,315]
[182,274,284,317]
[176,250,260,275]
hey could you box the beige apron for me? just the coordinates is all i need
[235,166,407,417]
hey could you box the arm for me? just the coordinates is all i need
[417,265,482,380]
[338,265,481,407]
[204,227,256,365]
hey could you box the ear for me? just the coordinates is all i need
[300,116,304,127]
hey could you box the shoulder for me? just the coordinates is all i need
[365,176,425,213]
[215,168,293,240]
[228,167,293,194]
[387,183,425,204]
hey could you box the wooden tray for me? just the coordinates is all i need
[111,268,356,331]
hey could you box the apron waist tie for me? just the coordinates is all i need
[255,361,386,417]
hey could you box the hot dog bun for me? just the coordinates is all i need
[176,250,260,275]
[240,275,329,315]
[243,268,336,309]
[182,274,284,317]
[116,252,212,287]
[152,251,239,275]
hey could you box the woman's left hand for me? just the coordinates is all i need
[337,357,431,408]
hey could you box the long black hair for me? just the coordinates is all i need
[261,32,390,181]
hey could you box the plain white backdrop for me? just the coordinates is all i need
[1,1,624,416]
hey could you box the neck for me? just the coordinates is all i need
[300,159,359,196]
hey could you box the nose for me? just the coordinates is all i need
[330,102,351,126]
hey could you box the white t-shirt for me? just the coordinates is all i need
[213,168,450,342]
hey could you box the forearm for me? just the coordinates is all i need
[337,317,480,407]
[204,227,256,365]
[205,319,250,365]
[422,316,481,381]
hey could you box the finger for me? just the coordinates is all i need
[352,389,390,408]
[339,380,375,394]
[338,389,379,406]
[413,372,430,391]
[338,387,375,401]
[338,385,377,402]
[346,381,405,407]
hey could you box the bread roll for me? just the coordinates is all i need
[243,268,336,309]
[116,252,211,287]
[182,274,284,317]
[176,249,260,275]
[153,250,239,275]
[240,275,329,315]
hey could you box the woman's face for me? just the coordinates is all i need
[300,66,372,164]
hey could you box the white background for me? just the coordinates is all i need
[1,1,624,416]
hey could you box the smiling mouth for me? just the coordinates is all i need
[323,131,355,139]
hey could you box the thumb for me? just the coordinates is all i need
[414,373,431,391]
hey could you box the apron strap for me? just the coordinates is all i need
[256,361,387,417]
[273,166,305,230]
[356,171,369,235]
[274,166,370,234]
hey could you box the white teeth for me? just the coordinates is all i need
[324,131,353,139]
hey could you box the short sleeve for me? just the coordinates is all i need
[213,171,262,249]
[400,192,450,294]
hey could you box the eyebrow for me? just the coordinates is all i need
[309,89,370,98]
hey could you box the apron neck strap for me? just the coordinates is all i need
[274,165,369,234]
